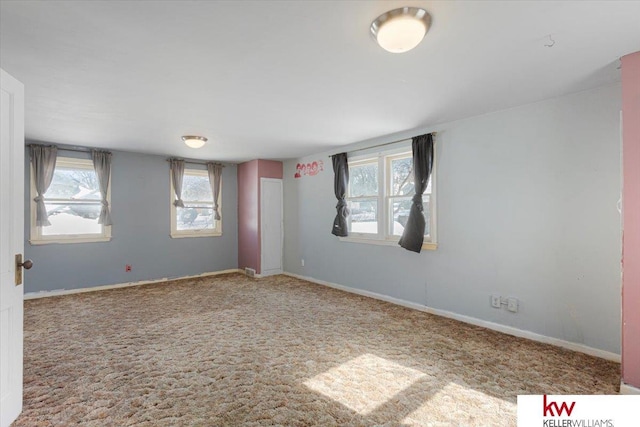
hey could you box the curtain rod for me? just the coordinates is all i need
[165,158,229,167]
[328,132,437,158]
[27,144,230,165]
[26,144,92,154]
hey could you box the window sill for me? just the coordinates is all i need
[170,232,222,239]
[338,236,437,251]
[30,236,111,245]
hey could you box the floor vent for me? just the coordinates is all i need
[244,267,256,278]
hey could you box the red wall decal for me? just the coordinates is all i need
[294,160,324,178]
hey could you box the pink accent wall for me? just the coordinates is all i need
[237,160,283,274]
[622,51,640,388]
[238,160,259,273]
[258,160,284,181]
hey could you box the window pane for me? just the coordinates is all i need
[182,174,212,202]
[390,198,412,236]
[390,157,432,195]
[348,199,378,234]
[176,204,215,231]
[425,177,432,194]
[45,167,100,200]
[43,203,102,235]
[389,196,430,237]
[349,162,378,197]
[391,157,414,196]
[423,195,431,237]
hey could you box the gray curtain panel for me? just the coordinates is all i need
[170,159,185,208]
[398,133,434,253]
[29,145,58,227]
[331,153,349,237]
[92,150,113,226]
[207,163,223,220]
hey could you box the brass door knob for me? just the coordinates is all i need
[19,259,33,270]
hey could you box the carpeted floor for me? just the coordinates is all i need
[15,273,619,426]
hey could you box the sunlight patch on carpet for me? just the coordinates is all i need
[303,353,427,415]
[402,381,517,425]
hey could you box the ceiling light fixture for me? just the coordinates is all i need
[182,135,207,149]
[370,7,431,53]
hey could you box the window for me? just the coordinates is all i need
[345,146,436,249]
[30,157,111,244]
[170,168,221,237]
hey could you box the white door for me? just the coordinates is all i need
[0,69,25,427]
[260,178,283,276]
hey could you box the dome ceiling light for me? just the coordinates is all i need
[182,135,207,149]
[370,7,432,53]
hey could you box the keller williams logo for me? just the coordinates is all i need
[543,395,576,417]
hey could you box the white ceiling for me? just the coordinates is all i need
[1,1,639,162]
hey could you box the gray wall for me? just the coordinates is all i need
[283,84,622,354]
[24,148,238,292]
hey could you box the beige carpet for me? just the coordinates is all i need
[15,273,619,426]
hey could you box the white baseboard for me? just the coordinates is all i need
[24,269,243,300]
[240,267,264,279]
[620,382,640,395]
[284,272,621,363]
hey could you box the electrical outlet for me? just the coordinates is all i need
[301,259,305,267]
[507,297,519,313]
[491,294,501,308]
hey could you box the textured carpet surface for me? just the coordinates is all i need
[15,273,619,426]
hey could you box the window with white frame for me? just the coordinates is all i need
[30,157,111,244]
[345,146,436,248]
[170,168,221,237]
